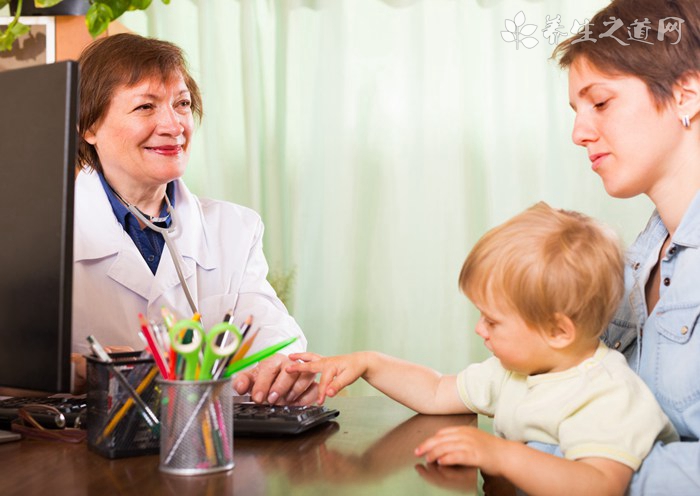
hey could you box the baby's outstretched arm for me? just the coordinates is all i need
[415,426,633,496]
[288,351,471,414]
[287,352,368,404]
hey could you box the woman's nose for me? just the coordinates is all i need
[571,112,597,147]
[156,107,184,135]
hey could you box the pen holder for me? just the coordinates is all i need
[157,377,234,475]
[86,352,161,459]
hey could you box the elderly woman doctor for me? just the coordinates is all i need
[71,33,315,405]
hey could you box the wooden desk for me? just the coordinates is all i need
[0,396,478,495]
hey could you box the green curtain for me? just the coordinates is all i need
[120,0,651,395]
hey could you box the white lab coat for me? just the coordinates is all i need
[72,169,307,358]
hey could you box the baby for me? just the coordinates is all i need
[288,202,677,496]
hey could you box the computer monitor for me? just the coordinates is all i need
[0,61,78,393]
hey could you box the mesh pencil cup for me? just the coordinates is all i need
[157,377,234,475]
[86,352,161,459]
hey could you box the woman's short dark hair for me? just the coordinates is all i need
[553,0,700,108]
[77,33,203,173]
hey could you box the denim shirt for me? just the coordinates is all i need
[602,192,700,493]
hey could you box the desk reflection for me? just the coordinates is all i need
[0,396,482,496]
[234,396,478,495]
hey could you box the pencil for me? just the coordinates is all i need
[97,366,160,444]
[229,329,259,364]
[223,337,297,378]
[201,411,216,465]
[87,336,159,431]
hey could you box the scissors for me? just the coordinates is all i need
[169,319,242,381]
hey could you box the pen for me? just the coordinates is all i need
[97,364,160,443]
[213,398,231,459]
[87,335,160,432]
[223,337,297,377]
[161,307,178,380]
[238,315,254,346]
[208,402,225,464]
[138,313,170,378]
[210,309,235,376]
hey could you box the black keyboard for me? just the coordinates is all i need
[0,396,339,436]
[0,396,87,429]
[233,402,340,436]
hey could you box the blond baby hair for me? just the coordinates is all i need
[460,202,624,339]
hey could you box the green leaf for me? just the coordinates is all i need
[0,21,30,52]
[86,3,113,38]
[129,0,153,10]
[0,34,14,53]
[97,0,129,19]
[34,0,65,7]
[161,0,170,5]
[0,1,12,11]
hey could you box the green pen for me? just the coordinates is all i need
[222,337,297,378]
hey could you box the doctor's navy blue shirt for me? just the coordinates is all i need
[97,172,175,275]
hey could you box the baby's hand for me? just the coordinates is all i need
[415,426,506,473]
[287,352,369,404]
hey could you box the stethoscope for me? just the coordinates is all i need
[111,184,199,316]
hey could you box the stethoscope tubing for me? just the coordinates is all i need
[127,197,199,316]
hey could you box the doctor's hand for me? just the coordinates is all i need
[233,353,319,405]
[72,345,134,394]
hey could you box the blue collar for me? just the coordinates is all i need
[97,172,175,230]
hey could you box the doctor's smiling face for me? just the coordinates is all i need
[83,74,194,199]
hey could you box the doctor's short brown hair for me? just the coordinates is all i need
[459,202,625,339]
[77,33,202,173]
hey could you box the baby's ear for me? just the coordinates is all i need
[544,313,577,349]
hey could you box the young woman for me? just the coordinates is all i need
[555,0,700,492]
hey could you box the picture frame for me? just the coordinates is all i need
[0,16,56,71]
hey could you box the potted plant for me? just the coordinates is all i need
[0,0,169,52]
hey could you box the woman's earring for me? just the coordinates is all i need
[682,115,691,128]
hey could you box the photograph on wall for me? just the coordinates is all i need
[0,16,55,71]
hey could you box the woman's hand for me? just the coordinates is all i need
[233,353,319,405]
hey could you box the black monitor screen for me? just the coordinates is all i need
[0,61,77,393]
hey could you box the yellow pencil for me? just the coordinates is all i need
[97,366,159,444]
[201,411,216,465]
[230,329,259,363]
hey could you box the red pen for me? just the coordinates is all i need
[161,307,178,380]
[138,313,170,378]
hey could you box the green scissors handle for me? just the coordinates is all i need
[169,319,205,381]
[199,322,241,380]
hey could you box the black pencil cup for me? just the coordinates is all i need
[86,352,161,458]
